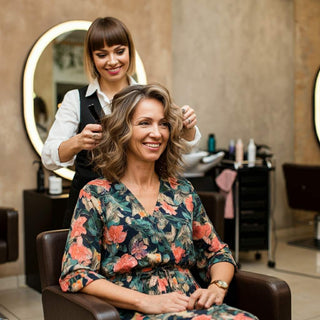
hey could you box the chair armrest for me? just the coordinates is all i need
[226,270,291,320]
[0,207,18,262]
[42,285,120,320]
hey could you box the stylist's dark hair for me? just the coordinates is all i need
[93,84,187,181]
[84,17,136,81]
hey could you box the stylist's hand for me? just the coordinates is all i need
[77,124,102,150]
[138,292,190,314]
[181,105,197,141]
[187,286,226,310]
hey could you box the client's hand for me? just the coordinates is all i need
[181,105,197,141]
[187,287,226,310]
[138,292,190,314]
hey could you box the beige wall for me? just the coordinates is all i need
[172,0,295,228]
[295,0,320,164]
[1,0,319,278]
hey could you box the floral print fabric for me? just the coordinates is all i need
[60,177,258,320]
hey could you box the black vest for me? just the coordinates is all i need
[74,86,104,180]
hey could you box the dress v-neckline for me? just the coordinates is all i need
[120,180,162,216]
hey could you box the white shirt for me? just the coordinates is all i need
[41,78,201,170]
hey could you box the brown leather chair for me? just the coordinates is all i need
[198,191,225,240]
[37,228,291,320]
[0,207,18,263]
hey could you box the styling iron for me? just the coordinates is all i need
[88,104,101,123]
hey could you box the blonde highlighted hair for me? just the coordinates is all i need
[93,84,188,181]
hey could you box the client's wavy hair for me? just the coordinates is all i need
[93,84,188,182]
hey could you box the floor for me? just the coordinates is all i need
[0,233,319,320]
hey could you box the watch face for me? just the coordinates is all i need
[211,280,228,289]
[217,280,228,289]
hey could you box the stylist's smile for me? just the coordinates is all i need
[107,66,122,74]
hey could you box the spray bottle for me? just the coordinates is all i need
[33,160,45,193]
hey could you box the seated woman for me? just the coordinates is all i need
[60,84,258,320]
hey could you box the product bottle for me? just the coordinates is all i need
[247,138,256,167]
[49,175,62,195]
[33,160,45,193]
[208,134,216,153]
[315,213,320,243]
[235,139,243,165]
[229,139,235,160]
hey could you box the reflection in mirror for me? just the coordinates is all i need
[23,20,147,181]
[34,29,88,143]
[314,68,320,146]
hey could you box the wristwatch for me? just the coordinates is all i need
[209,279,229,290]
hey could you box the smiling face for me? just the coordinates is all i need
[93,43,130,83]
[127,98,170,165]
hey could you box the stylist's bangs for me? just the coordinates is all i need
[90,21,129,51]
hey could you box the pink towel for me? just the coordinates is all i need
[215,169,237,219]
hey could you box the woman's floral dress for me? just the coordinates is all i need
[60,177,258,320]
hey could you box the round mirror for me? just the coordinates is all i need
[314,67,320,146]
[23,20,147,180]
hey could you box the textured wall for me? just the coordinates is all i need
[0,0,171,278]
[172,0,295,229]
[295,0,320,164]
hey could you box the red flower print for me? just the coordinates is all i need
[171,244,185,263]
[88,179,111,191]
[192,316,211,320]
[161,201,177,215]
[59,273,74,292]
[185,194,194,212]
[138,211,147,218]
[79,188,92,200]
[69,237,92,265]
[70,216,87,238]
[113,254,138,273]
[132,240,148,259]
[234,314,255,320]
[168,177,178,189]
[105,225,127,245]
[209,235,225,252]
[158,277,168,292]
[192,221,212,240]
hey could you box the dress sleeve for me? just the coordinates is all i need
[41,90,80,170]
[182,125,201,150]
[191,186,236,283]
[59,184,105,292]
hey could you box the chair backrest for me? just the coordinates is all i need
[0,207,18,263]
[198,191,225,240]
[282,163,320,211]
[36,229,69,290]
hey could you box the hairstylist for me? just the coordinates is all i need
[41,17,201,228]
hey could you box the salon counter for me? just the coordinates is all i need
[24,189,69,292]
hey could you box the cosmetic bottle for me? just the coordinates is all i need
[208,134,216,153]
[33,160,45,193]
[315,214,320,244]
[235,139,243,165]
[229,139,235,160]
[247,138,256,167]
[49,175,62,195]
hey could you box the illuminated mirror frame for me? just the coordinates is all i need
[23,20,147,181]
[314,67,320,146]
